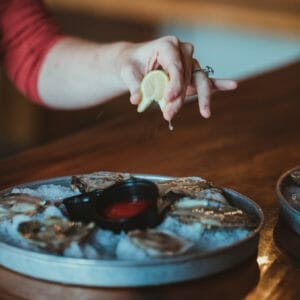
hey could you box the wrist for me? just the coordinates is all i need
[113,41,135,90]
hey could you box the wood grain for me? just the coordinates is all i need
[1,61,300,299]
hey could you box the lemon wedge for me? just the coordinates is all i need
[137,70,169,113]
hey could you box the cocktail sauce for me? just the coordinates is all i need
[103,200,150,220]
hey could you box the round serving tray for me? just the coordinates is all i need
[277,166,300,235]
[0,174,264,287]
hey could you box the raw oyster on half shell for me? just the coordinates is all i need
[128,229,192,258]
[156,177,213,198]
[71,171,131,192]
[0,193,45,221]
[170,204,258,229]
[18,216,95,253]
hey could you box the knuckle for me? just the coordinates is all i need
[185,43,194,55]
[164,35,179,46]
[172,82,182,96]
[193,58,200,68]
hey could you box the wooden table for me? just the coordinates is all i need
[1,61,300,299]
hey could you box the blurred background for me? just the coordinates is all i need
[1,0,300,159]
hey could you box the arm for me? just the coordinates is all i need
[38,38,130,109]
[1,0,237,120]
[0,0,62,105]
[39,36,237,120]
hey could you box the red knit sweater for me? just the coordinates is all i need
[0,0,63,104]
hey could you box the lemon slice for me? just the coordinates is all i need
[137,70,169,113]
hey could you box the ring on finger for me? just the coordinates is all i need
[192,65,214,77]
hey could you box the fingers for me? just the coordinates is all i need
[165,42,194,118]
[192,59,212,118]
[165,42,195,121]
[156,37,195,120]
[156,36,184,103]
[120,62,143,105]
[145,51,160,73]
[187,79,238,96]
[122,36,238,120]
[163,98,182,121]
[186,85,197,96]
[180,42,194,92]
[212,79,238,91]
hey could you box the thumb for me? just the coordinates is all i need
[120,64,143,104]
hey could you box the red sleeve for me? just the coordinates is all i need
[0,0,64,104]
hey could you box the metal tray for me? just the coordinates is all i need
[0,174,264,287]
[277,166,300,235]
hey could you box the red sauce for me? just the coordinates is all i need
[103,200,150,220]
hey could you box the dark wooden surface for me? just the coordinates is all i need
[1,61,300,299]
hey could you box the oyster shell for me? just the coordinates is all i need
[290,171,300,185]
[18,217,95,253]
[0,193,45,221]
[71,171,131,192]
[157,177,213,198]
[173,196,226,210]
[158,186,228,215]
[170,205,258,229]
[128,229,192,257]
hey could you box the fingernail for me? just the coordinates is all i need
[163,106,174,121]
[163,111,171,121]
[227,81,238,90]
[130,92,141,104]
[204,111,211,118]
[201,105,211,118]
[232,81,238,88]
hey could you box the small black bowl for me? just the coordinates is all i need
[63,189,103,222]
[63,178,161,232]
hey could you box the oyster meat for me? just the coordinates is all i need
[71,171,131,192]
[128,229,192,257]
[157,177,213,198]
[158,185,229,215]
[170,204,258,229]
[0,193,45,221]
[18,217,95,253]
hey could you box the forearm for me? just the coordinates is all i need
[38,38,130,109]
[0,0,237,119]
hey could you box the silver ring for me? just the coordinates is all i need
[193,65,214,77]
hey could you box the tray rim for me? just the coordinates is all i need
[0,173,264,267]
[276,165,300,216]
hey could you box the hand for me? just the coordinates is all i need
[118,36,237,121]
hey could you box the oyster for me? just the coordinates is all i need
[18,217,94,253]
[158,185,228,215]
[170,205,258,229]
[128,229,192,257]
[157,177,213,198]
[290,171,300,185]
[71,171,131,192]
[0,193,45,221]
[172,196,227,210]
[70,172,255,230]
